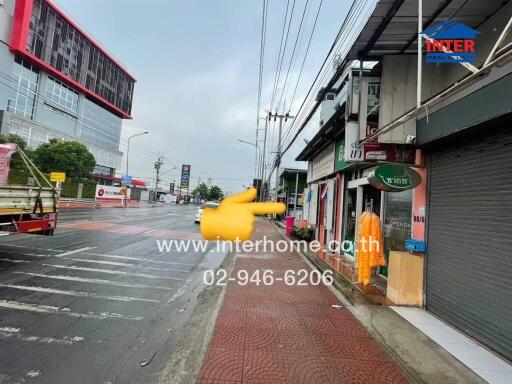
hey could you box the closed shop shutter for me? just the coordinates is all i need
[426,126,512,360]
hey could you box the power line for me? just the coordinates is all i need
[255,0,268,183]
[287,0,323,116]
[269,0,296,112]
[278,0,372,160]
[276,0,310,112]
[256,0,268,126]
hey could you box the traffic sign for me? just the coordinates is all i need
[121,175,132,186]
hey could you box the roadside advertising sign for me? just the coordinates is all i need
[95,185,131,200]
[180,164,191,189]
[50,172,66,183]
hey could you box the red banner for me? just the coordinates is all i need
[0,144,17,186]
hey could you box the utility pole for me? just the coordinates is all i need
[259,116,268,202]
[153,155,164,202]
[267,108,294,202]
[293,171,299,215]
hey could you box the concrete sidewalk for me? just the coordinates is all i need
[196,219,409,383]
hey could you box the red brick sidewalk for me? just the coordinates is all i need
[197,219,409,384]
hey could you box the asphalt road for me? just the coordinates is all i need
[0,204,225,384]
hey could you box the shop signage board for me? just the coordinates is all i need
[344,121,363,162]
[368,164,421,192]
[344,121,416,165]
[180,164,191,189]
[364,143,416,164]
[50,172,66,183]
[310,142,335,181]
[335,138,351,171]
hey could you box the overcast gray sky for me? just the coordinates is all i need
[57,0,350,194]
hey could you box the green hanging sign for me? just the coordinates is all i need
[368,164,421,192]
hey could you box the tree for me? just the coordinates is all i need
[0,133,29,170]
[208,185,224,201]
[192,182,209,200]
[32,139,96,178]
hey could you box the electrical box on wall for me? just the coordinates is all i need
[405,239,426,253]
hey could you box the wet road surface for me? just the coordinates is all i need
[0,204,224,384]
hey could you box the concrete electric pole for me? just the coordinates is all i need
[267,110,294,202]
[153,155,164,202]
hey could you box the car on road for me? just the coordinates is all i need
[194,202,219,223]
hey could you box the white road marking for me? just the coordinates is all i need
[143,229,157,234]
[83,252,194,266]
[0,300,143,321]
[0,243,63,252]
[0,258,29,263]
[14,271,173,291]
[26,370,42,378]
[0,284,160,304]
[168,276,195,303]
[54,247,94,257]
[0,327,84,346]
[62,257,189,272]
[15,253,51,258]
[42,264,183,281]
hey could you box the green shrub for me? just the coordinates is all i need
[292,226,314,241]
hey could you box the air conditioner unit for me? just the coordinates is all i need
[319,97,336,127]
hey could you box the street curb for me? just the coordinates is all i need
[271,221,485,384]
[158,248,236,384]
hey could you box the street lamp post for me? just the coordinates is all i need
[238,139,262,198]
[126,131,149,176]
[238,139,261,178]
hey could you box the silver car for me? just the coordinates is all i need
[194,202,219,223]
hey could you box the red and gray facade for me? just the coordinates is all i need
[0,0,135,183]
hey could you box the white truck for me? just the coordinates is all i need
[0,144,58,236]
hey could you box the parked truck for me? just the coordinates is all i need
[0,145,58,236]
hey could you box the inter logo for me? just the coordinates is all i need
[421,19,480,64]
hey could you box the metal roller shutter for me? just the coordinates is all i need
[426,126,512,361]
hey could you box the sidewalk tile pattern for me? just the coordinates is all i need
[197,220,409,384]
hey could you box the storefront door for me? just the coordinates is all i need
[343,188,357,257]
[426,125,512,360]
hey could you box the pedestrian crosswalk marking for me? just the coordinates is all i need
[13,271,174,290]
[54,247,94,258]
[62,257,189,272]
[42,264,183,281]
[0,300,143,320]
[0,284,160,304]
[0,243,64,252]
[0,258,30,263]
[0,327,84,345]
[83,252,194,266]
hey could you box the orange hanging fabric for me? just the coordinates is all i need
[356,211,384,285]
